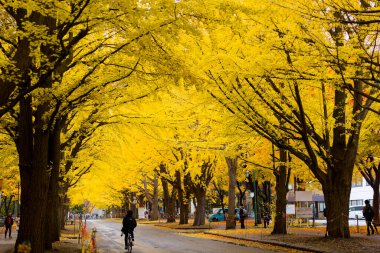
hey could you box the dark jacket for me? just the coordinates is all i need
[363,205,374,221]
[122,215,137,233]
[4,216,14,227]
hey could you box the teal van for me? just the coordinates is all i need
[208,208,240,222]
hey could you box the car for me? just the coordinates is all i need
[349,205,365,219]
[208,208,240,222]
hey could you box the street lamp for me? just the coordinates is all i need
[245,170,258,226]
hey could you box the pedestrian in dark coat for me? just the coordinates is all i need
[239,206,246,229]
[363,200,375,235]
[4,213,14,239]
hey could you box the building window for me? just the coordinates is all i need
[352,177,363,187]
[350,200,363,206]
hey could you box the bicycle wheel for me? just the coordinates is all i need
[126,235,132,253]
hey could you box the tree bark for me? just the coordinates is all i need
[183,173,192,224]
[323,164,352,238]
[60,194,70,229]
[45,120,63,249]
[176,171,187,224]
[373,169,380,225]
[143,175,159,220]
[160,163,177,223]
[151,174,160,220]
[188,159,214,226]
[225,157,237,229]
[271,148,288,234]
[166,188,177,223]
[236,181,246,207]
[193,190,206,226]
[16,98,50,253]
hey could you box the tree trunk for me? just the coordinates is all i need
[176,171,187,224]
[261,181,272,222]
[45,121,63,249]
[219,192,225,219]
[60,194,70,229]
[323,163,352,238]
[183,173,191,224]
[142,175,159,221]
[166,188,177,223]
[373,172,380,225]
[193,190,206,226]
[271,148,288,234]
[225,157,237,229]
[160,163,176,223]
[16,98,50,253]
[151,174,159,220]
[236,182,246,207]
[3,196,14,216]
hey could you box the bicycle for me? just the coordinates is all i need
[122,232,133,253]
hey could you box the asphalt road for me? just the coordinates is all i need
[86,220,283,253]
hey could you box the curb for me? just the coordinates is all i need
[154,224,212,230]
[203,231,326,253]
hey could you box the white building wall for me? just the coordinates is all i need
[350,177,374,206]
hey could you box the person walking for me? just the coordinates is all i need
[363,200,375,236]
[263,212,271,229]
[121,210,137,248]
[239,206,246,229]
[4,213,14,239]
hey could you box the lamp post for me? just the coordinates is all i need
[246,170,258,226]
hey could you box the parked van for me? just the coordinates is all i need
[349,206,364,219]
[208,208,240,222]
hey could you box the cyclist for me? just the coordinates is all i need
[121,210,137,248]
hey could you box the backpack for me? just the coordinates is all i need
[364,206,374,220]
[123,216,137,231]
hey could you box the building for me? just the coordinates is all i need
[350,176,374,206]
[286,190,325,219]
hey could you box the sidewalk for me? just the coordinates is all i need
[0,225,80,253]
[0,226,18,253]
[204,226,380,253]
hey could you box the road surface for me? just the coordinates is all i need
[87,220,284,253]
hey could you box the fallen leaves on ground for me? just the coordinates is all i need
[150,220,380,253]
[185,232,310,253]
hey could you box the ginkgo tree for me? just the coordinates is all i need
[0,0,194,251]
[196,0,377,238]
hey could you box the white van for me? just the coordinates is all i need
[349,206,365,219]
